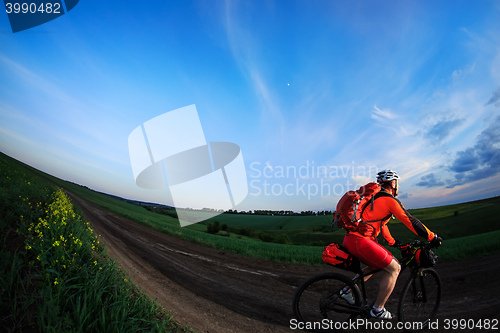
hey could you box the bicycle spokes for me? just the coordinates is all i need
[399,269,441,330]
[413,275,430,304]
[293,273,361,327]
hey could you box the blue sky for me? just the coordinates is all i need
[1,0,499,213]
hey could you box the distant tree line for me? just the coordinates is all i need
[139,203,333,219]
[225,209,333,216]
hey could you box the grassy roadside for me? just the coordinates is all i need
[0,154,190,332]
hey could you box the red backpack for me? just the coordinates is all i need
[331,182,382,232]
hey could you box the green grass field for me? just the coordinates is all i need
[0,152,190,332]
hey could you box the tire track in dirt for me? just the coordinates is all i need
[67,192,500,332]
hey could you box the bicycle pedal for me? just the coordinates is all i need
[361,300,375,310]
[360,306,371,316]
[359,301,376,318]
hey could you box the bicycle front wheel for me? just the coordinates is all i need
[398,268,441,331]
[292,272,361,331]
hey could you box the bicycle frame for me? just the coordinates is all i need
[357,258,410,299]
[341,241,435,314]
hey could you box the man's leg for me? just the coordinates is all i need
[356,266,377,283]
[374,258,401,309]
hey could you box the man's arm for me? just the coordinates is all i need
[388,197,435,241]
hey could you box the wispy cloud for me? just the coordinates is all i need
[0,55,127,166]
[370,105,415,139]
[371,105,396,121]
[222,1,285,143]
[0,55,81,112]
[451,63,476,82]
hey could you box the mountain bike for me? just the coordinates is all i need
[292,240,441,332]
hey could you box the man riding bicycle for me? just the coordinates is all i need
[342,169,443,319]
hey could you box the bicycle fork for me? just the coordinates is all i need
[411,270,428,304]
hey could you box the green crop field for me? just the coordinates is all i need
[2,151,500,273]
[203,213,333,230]
[201,195,500,249]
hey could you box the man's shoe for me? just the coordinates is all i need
[370,307,393,320]
[340,289,354,305]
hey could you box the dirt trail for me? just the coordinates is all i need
[68,192,500,332]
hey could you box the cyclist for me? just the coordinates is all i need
[342,169,443,319]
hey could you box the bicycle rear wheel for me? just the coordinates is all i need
[398,268,441,331]
[292,272,361,332]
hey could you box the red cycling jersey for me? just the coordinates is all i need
[349,190,435,246]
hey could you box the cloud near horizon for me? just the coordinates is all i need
[446,116,500,187]
[416,117,500,189]
[416,173,445,187]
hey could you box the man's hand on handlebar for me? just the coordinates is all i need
[430,234,443,248]
[391,240,402,248]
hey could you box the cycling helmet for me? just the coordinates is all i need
[376,169,400,184]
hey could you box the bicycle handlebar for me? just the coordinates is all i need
[394,240,417,250]
[396,239,441,251]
